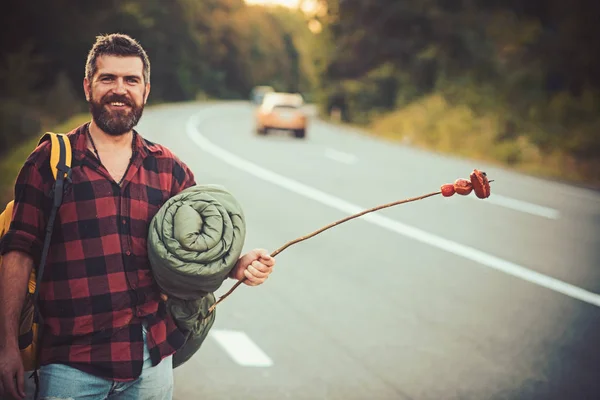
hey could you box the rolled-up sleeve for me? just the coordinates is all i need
[0,159,51,266]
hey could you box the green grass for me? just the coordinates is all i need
[367,94,600,189]
[0,113,91,205]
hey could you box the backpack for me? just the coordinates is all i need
[0,132,72,372]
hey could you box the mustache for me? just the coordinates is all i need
[103,95,133,107]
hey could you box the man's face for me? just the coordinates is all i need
[84,55,150,136]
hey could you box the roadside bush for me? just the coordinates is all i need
[0,100,43,155]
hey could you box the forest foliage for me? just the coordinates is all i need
[1,0,598,184]
[0,0,317,152]
[315,0,600,183]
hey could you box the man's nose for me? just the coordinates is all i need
[112,78,127,94]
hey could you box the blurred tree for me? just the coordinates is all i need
[317,0,600,167]
[0,0,315,153]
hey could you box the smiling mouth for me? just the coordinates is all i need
[106,101,131,109]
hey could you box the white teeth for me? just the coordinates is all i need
[111,102,126,106]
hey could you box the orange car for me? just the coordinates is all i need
[255,92,307,139]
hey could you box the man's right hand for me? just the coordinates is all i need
[0,344,25,400]
[0,251,33,399]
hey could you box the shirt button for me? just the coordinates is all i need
[126,251,131,256]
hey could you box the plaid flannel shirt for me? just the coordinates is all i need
[0,122,196,381]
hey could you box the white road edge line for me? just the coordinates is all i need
[186,113,600,308]
[466,193,560,219]
[325,148,358,164]
[210,329,273,367]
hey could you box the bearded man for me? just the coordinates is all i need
[0,33,275,400]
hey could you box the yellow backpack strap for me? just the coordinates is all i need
[38,132,72,181]
[0,200,15,237]
[30,132,72,320]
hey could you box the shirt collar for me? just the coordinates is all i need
[72,122,163,162]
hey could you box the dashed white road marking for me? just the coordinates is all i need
[210,329,273,367]
[324,145,558,218]
[324,148,358,164]
[186,112,600,308]
[466,192,560,219]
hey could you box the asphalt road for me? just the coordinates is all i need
[137,101,600,400]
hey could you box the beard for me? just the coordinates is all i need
[88,91,145,136]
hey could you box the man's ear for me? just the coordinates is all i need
[144,83,151,104]
[83,77,91,102]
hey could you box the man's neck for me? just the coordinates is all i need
[88,120,134,150]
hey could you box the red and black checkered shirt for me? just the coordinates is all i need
[0,122,196,381]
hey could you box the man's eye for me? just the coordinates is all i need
[127,78,139,84]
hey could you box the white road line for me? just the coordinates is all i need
[210,329,273,367]
[324,148,357,164]
[186,113,600,308]
[323,146,558,219]
[467,193,560,219]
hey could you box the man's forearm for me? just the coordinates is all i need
[0,251,33,347]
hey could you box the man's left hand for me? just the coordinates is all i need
[230,248,276,286]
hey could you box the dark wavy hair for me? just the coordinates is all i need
[85,33,150,84]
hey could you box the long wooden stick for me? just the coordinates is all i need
[209,190,442,312]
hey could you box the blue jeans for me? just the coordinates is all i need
[30,324,173,400]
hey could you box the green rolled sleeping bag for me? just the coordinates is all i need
[166,293,217,368]
[147,184,246,368]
